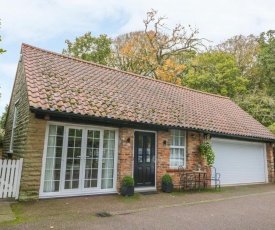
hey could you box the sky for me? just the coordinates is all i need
[0,0,275,114]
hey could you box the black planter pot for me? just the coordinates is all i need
[162,183,174,193]
[121,186,134,196]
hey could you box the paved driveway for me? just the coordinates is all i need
[1,184,275,229]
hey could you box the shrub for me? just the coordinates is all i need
[199,140,215,166]
[162,174,173,184]
[122,176,134,187]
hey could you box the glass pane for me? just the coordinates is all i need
[138,136,143,163]
[69,129,75,136]
[47,147,55,157]
[87,138,94,148]
[93,149,99,158]
[103,140,108,149]
[57,126,64,136]
[93,139,99,149]
[108,140,115,150]
[109,131,115,139]
[46,158,55,169]
[48,136,55,147]
[92,169,98,179]
[76,129,82,137]
[101,130,115,189]
[84,129,100,189]
[43,125,64,193]
[75,137,82,147]
[49,125,56,135]
[56,147,62,158]
[146,136,151,163]
[104,130,110,139]
[94,131,100,138]
[68,137,74,147]
[64,128,82,190]
[55,158,61,170]
[56,136,63,146]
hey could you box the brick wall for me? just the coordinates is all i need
[117,128,134,192]
[266,143,275,183]
[116,129,205,191]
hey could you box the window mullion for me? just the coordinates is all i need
[98,130,104,189]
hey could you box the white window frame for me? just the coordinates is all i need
[39,121,119,198]
[169,130,186,169]
[9,104,18,153]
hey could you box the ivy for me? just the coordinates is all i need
[199,140,215,166]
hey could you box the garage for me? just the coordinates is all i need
[212,138,267,185]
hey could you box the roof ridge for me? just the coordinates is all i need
[21,43,229,100]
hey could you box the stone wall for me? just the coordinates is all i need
[2,60,47,200]
[19,112,46,200]
[3,61,30,159]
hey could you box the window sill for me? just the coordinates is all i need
[166,168,185,173]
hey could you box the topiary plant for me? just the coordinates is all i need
[122,176,134,187]
[199,140,215,166]
[162,174,173,184]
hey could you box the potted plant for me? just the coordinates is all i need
[162,174,174,193]
[121,176,135,196]
[199,140,215,166]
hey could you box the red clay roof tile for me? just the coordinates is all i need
[21,43,275,140]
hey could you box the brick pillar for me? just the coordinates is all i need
[266,143,274,183]
[117,128,134,192]
[156,130,170,190]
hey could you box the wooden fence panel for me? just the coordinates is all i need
[0,159,23,199]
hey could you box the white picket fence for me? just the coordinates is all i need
[0,159,23,199]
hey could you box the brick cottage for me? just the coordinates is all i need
[3,43,275,200]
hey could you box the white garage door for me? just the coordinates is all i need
[212,138,267,185]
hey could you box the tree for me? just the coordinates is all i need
[62,32,112,65]
[257,30,275,97]
[215,35,260,94]
[109,9,206,84]
[0,105,8,147]
[183,51,248,98]
[0,19,6,54]
[236,93,275,127]
[0,104,8,129]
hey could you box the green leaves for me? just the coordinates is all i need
[62,32,111,65]
[0,19,6,54]
[162,174,173,184]
[184,52,248,98]
[199,141,215,166]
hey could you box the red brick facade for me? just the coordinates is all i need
[117,129,212,191]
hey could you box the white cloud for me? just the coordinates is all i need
[0,0,275,114]
[1,0,275,44]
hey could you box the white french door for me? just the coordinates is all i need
[41,123,118,197]
[62,127,102,192]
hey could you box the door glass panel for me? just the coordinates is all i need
[64,128,82,189]
[84,130,100,188]
[43,125,64,192]
[138,136,143,163]
[101,130,115,189]
[146,136,151,163]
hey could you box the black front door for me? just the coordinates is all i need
[134,131,155,187]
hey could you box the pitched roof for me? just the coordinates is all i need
[21,43,275,140]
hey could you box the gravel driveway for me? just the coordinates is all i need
[1,184,275,229]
